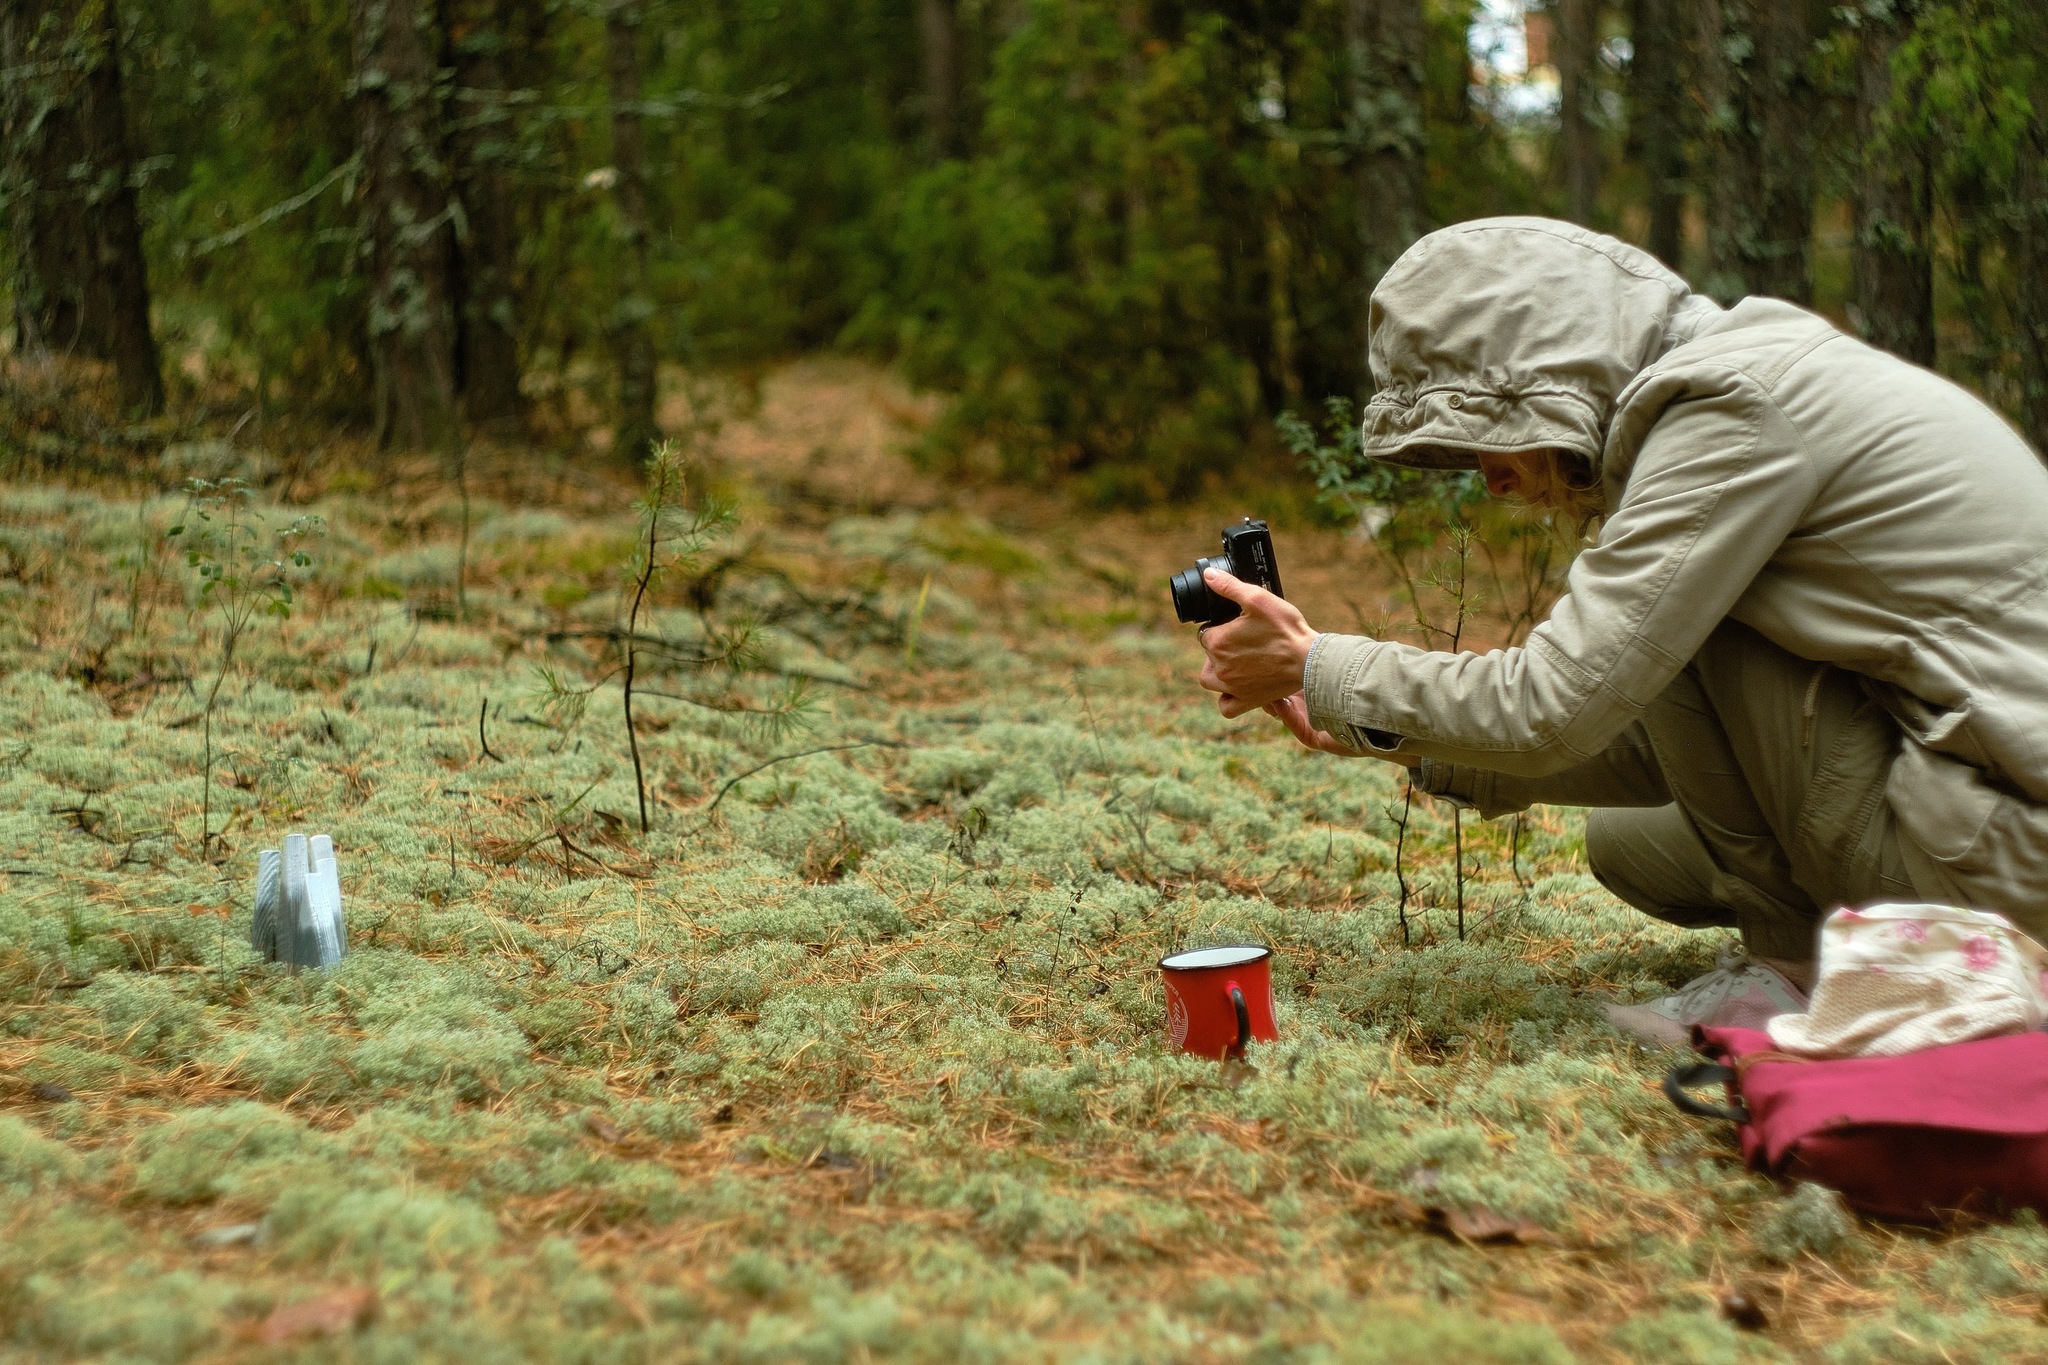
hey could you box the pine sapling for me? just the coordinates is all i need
[166,479,320,861]
[1388,782,1415,946]
[538,439,811,833]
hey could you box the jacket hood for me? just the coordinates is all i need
[1362,217,1723,470]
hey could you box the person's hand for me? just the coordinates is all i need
[1260,693,1359,756]
[1261,694,1418,766]
[1195,567,1320,718]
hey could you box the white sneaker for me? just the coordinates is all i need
[1605,947,1809,1048]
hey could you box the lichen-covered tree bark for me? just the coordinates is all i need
[2008,6,2048,452]
[920,0,963,161]
[351,0,461,450]
[1343,0,1426,387]
[1556,0,1603,225]
[1,0,162,415]
[1626,0,1687,268]
[1698,0,1829,303]
[2012,132,2048,454]
[446,0,532,429]
[605,0,659,463]
[1852,3,1933,366]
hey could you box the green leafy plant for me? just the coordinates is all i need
[166,478,320,860]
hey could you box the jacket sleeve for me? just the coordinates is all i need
[1416,720,1670,818]
[1306,372,1816,776]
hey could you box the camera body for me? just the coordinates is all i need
[1170,518,1284,627]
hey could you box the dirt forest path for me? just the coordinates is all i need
[672,357,1520,654]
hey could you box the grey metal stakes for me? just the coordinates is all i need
[248,834,345,969]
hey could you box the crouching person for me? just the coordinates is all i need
[1196,217,2048,1046]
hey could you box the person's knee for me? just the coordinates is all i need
[1584,808,1645,907]
[1584,805,1737,929]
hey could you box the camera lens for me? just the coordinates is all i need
[1170,555,1238,626]
[1169,566,1209,623]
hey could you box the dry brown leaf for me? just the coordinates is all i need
[1419,1204,1555,1246]
[258,1287,375,1344]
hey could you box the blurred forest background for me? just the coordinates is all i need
[3,0,2046,502]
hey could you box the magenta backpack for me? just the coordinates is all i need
[1666,1025,2048,1221]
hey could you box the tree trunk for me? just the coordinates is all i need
[2013,123,2048,454]
[919,0,963,161]
[1852,4,1933,366]
[1556,0,1602,225]
[1626,0,1685,268]
[351,0,461,451]
[1344,0,1427,388]
[1,0,162,415]
[605,0,659,463]
[1701,0,1827,303]
[1265,186,1301,408]
[446,0,529,429]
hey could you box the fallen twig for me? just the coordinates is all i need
[478,697,503,763]
[702,740,903,815]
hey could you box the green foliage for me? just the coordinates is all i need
[9,0,2042,494]
[165,476,321,855]
[166,477,319,620]
[1322,1307,1575,1363]
[1887,0,2048,423]
[112,0,1526,496]
[131,0,362,414]
[538,439,813,834]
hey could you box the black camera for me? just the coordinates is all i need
[1170,518,1284,627]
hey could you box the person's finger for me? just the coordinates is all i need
[1262,696,1314,746]
[1217,692,1254,719]
[1264,694,1362,756]
[1261,695,1310,736]
[1197,657,1226,694]
[1262,695,1315,747]
[1201,566,1270,607]
[1261,695,1303,726]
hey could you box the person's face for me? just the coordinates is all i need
[1476,449,1550,500]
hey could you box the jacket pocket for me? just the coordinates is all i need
[1888,743,2048,935]
[1890,742,2000,864]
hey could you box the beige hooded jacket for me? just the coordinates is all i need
[1302,218,2048,931]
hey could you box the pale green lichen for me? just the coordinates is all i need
[1755,1180,1857,1264]
[1,476,2042,1360]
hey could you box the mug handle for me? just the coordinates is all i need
[1228,984,1250,1057]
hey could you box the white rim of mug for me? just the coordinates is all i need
[1158,943,1270,971]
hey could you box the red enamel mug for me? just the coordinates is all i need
[1159,944,1280,1059]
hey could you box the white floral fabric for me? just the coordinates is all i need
[1768,904,2048,1058]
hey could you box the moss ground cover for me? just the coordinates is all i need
[4,371,2048,1360]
